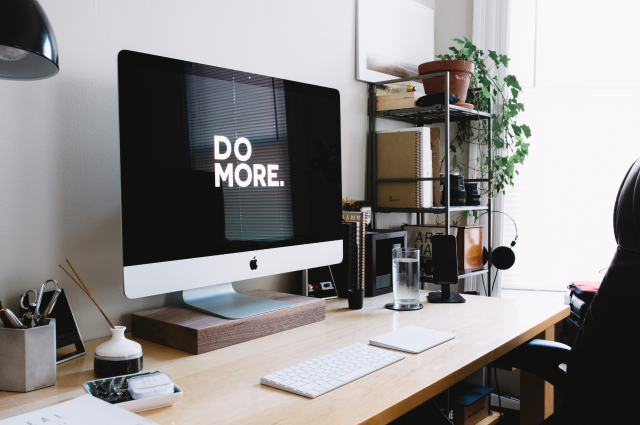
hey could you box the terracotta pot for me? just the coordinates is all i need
[417,60,474,103]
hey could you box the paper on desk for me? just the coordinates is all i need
[0,394,159,425]
[369,325,455,354]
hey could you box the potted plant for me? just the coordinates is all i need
[417,59,475,107]
[421,38,531,213]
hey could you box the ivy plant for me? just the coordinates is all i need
[437,37,531,204]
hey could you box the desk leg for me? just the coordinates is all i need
[520,326,554,425]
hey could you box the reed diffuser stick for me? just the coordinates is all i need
[59,261,115,329]
[59,267,89,296]
[66,259,90,294]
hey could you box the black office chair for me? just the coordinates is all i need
[500,158,640,424]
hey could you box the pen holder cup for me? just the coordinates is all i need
[0,319,56,392]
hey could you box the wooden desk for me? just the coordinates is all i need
[0,292,568,425]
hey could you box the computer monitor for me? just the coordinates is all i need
[117,50,342,319]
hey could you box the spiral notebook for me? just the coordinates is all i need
[376,128,433,208]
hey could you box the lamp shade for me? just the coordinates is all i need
[0,0,58,80]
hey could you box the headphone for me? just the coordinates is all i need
[474,211,518,270]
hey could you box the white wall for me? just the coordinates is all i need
[0,0,473,341]
[435,0,474,57]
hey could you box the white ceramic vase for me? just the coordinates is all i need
[94,326,143,378]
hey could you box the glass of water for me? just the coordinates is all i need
[391,248,421,310]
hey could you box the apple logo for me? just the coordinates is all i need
[250,256,258,270]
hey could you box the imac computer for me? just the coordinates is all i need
[117,50,342,319]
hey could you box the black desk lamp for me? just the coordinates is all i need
[0,0,58,80]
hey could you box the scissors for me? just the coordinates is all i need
[19,279,60,323]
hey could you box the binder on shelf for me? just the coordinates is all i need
[342,211,366,290]
[428,127,441,206]
[376,127,433,209]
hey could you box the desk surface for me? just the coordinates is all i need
[0,292,568,425]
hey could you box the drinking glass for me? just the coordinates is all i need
[391,248,421,310]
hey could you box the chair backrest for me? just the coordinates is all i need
[566,159,640,423]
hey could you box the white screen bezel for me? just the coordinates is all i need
[123,240,342,298]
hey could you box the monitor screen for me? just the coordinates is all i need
[118,51,342,298]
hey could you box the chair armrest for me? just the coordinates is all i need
[497,339,571,392]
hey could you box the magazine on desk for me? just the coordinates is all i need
[0,395,158,425]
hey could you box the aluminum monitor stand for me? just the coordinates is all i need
[182,282,293,319]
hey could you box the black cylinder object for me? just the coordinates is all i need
[348,289,364,310]
[441,174,466,206]
[464,183,482,206]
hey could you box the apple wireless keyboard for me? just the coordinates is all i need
[260,343,405,398]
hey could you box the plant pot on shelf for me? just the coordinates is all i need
[417,60,474,107]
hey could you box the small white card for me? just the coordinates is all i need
[370,325,455,354]
[0,395,158,425]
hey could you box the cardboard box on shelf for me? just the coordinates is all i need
[376,91,423,111]
[451,382,494,425]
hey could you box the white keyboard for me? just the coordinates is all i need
[260,343,405,398]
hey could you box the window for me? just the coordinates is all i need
[502,0,640,292]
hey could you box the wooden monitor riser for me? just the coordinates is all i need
[132,290,325,354]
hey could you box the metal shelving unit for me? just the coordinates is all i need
[367,72,495,296]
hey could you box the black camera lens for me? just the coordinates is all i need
[441,173,466,206]
[464,183,481,206]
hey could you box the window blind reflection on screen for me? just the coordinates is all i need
[186,67,293,241]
